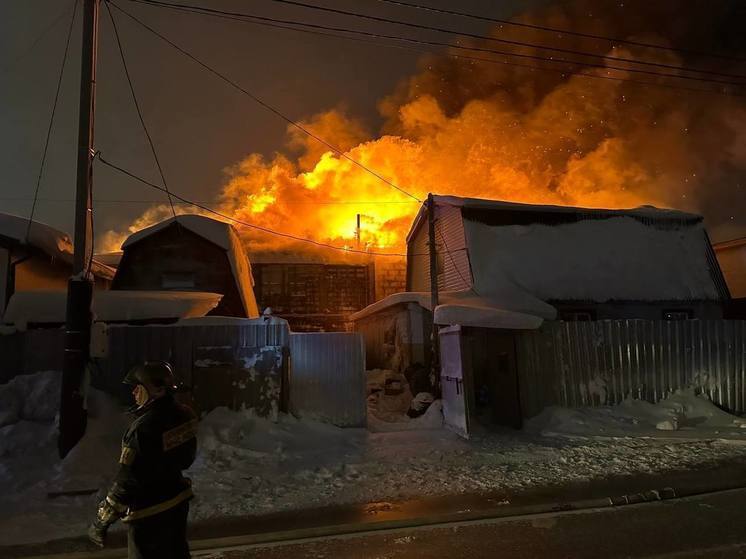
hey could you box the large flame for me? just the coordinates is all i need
[102,0,746,255]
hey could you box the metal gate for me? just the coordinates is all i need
[439,325,471,438]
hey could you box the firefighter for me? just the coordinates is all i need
[88,361,198,559]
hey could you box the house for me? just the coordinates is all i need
[112,214,259,318]
[0,213,115,320]
[354,195,734,434]
[406,195,728,322]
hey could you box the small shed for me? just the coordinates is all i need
[112,215,259,318]
[0,213,114,320]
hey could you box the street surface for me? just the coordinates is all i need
[198,488,746,559]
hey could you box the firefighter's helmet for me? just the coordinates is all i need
[124,360,178,390]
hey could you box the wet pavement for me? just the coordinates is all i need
[206,487,746,559]
[4,457,746,558]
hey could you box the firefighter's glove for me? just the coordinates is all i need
[87,520,108,548]
[88,496,126,547]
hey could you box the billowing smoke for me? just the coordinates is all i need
[102,0,746,254]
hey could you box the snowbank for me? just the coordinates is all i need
[0,372,126,545]
[526,388,746,439]
[3,373,746,546]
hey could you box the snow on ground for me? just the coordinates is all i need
[2,372,746,546]
[526,388,746,439]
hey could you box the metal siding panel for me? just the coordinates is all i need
[515,320,746,418]
[407,221,431,292]
[436,205,470,292]
[289,332,366,427]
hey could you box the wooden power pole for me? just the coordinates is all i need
[427,193,440,394]
[59,0,99,459]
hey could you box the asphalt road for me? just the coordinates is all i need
[199,488,746,559]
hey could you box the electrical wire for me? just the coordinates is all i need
[95,152,414,257]
[1,4,74,74]
[373,0,746,64]
[104,1,177,218]
[25,0,79,243]
[263,0,746,84]
[122,0,746,98]
[109,0,422,203]
[0,197,421,205]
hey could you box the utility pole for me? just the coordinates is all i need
[59,0,99,459]
[355,213,361,250]
[427,193,440,394]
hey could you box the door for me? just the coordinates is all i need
[439,325,471,438]
[491,333,522,429]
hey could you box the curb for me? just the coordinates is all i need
[9,481,746,559]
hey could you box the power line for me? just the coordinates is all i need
[124,0,746,97]
[0,197,421,205]
[1,4,74,74]
[109,0,422,203]
[26,0,79,243]
[373,0,746,64]
[104,1,177,218]
[262,0,746,85]
[95,153,413,257]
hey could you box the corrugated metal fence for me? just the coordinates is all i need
[516,320,746,418]
[0,328,65,382]
[289,332,367,427]
[93,321,289,400]
[2,322,368,427]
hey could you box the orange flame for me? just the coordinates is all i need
[103,2,746,255]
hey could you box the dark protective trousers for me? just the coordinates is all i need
[127,501,190,559]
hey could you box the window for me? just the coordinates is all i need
[663,309,692,320]
[161,272,195,289]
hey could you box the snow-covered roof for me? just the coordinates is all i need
[350,290,546,329]
[121,215,259,318]
[432,195,700,220]
[434,304,543,330]
[2,290,223,330]
[122,214,231,251]
[407,195,702,243]
[0,213,115,280]
[465,217,721,306]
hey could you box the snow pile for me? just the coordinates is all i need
[0,372,126,545]
[0,371,60,428]
[3,372,746,547]
[526,388,746,439]
[365,369,443,432]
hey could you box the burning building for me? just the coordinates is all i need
[101,1,746,329]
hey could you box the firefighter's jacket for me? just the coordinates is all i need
[108,393,198,522]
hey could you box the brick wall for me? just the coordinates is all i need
[374,257,407,301]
